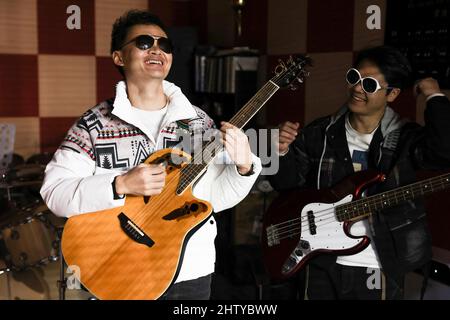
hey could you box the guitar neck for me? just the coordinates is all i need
[176,80,280,194]
[228,80,280,129]
[336,173,450,222]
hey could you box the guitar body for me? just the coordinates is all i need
[61,148,213,300]
[262,170,385,280]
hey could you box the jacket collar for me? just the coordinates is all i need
[111,80,197,143]
[327,104,406,141]
[324,104,407,171]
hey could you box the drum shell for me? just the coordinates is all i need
[1,212,58,269]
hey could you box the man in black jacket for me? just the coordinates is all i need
[270,46,450,299]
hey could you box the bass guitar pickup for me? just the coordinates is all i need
[307,210,317,235]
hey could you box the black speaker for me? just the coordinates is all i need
[166,27,199,101]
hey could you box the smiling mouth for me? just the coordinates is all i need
[351,94,367,102]
[144,59,163,66]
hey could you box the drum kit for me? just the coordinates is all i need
[0,153,68,300]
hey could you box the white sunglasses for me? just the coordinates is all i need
[346,68,393,94]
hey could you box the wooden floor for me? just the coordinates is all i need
[0,259,92,300]
[1,257,448,300]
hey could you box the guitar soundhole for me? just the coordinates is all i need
[163,202,205,220]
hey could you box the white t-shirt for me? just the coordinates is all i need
[335,114,381,268]
[129,105,168,142]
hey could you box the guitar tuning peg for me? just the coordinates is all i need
[288,84,298,91]
[274,61,287,76]
[296,77,304,84]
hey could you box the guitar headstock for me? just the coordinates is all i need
[272,55,312,90]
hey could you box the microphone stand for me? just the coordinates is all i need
[55,228,66,300]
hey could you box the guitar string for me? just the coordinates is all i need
[178,82,278,186]
[336,174,449,221]
[132,159,192,225]
[268,175,450,243]
[270,174,450,231]
[131,66,300,225]
[270,180,449,241]
[131,85,275,224]
[175,82,281,195]
[272,211,369,243]
[271,178,450,243]
[176,59,308,184]
[182,81,279,179]
[132,60,309,225]
[139,161,448,234]
[176,82,282,195]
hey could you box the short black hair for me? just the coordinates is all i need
[110,10,168,54]
[110,10,168,76]
[354,46,412,90]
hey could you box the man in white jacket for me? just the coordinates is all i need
[40,10,261,300]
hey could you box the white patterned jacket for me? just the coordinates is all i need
[40,80,261,283]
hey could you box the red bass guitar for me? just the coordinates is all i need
[262,170,450,280]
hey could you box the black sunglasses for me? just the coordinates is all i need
[121,34,174,54]
[346,68,393,94]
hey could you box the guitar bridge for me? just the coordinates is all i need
[266,225,280,247]
[118,213,154,248]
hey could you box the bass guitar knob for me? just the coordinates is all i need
[300,240,310,249]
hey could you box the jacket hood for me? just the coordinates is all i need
[111,80,197,144]
[328,104,407,143]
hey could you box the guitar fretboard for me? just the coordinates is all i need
[176,81,280,194]
[335,173,450,222]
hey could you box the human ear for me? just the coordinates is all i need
[112,51,125,67]
[386,88,401,103]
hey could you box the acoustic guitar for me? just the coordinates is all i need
[61,55,311,299]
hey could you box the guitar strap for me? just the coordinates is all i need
[375,105,408,175]
[376,128,401,175]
